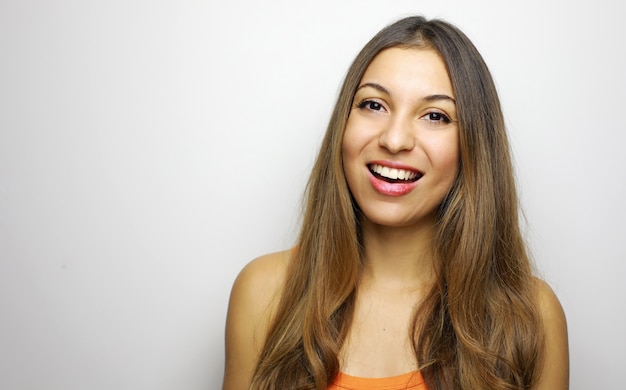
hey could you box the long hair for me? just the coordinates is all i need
[250,16,543,390]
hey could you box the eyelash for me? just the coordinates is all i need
[422,112,451,124]
[356,99,452,124]
[356,99,385,112]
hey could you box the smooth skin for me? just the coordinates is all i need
[222,48,569,389]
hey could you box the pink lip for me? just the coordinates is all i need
[367,160,421,197]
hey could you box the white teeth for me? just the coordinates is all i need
[370,164,418,180]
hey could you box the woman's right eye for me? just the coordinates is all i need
[357,100,385,112]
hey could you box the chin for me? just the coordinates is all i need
[361,211,435,229]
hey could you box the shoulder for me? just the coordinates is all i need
[222,249,292,389]
[533,279,567,325]
[229,250,292,314]
[533,278,568,342]
[532,278,569,390]
[227,248,292,345]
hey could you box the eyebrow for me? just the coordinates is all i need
[357,82,391,95]
[356,82,456,105]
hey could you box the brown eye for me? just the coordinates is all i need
[422,112,451,124]
[357,100,385,112]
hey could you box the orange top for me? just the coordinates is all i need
[328,371,428,390]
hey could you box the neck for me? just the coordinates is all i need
[359,217,437,291]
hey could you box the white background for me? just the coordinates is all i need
[1,1,624,389]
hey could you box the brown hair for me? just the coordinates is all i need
[251,16,543,390]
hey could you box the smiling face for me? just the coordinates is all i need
[342,47,460,228]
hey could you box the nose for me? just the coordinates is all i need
[378,114,415,153]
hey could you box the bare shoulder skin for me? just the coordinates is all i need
[222,249,291,390]
[533,279,569,390]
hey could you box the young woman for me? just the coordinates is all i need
[222,16,569,390]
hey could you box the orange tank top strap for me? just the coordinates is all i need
[328,371,428,390]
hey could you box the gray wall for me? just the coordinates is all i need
[1,1,624,388]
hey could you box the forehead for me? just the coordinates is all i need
[360,47,453,98]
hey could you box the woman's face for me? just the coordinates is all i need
[342,47,459,228]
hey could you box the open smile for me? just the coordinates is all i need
[366,163,423,196]
[368,163,423,183]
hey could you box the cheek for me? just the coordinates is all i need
[343,112,379,148]
[429,134,460,181]
[443,142,460,173]
[341,120,363,165]
[341,122,367,194]
[341,127,355,181]
[341,140,359,186]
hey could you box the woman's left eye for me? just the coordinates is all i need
[422,112,451,124]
